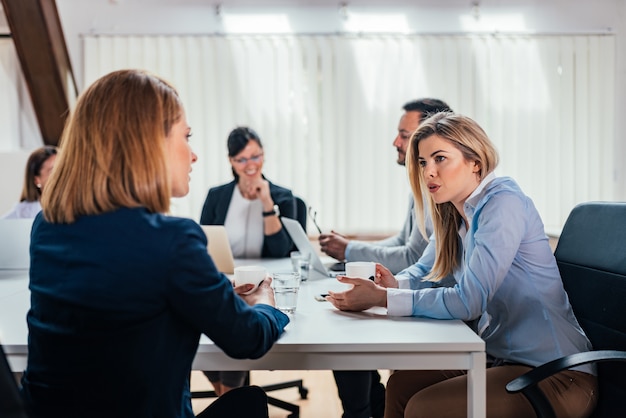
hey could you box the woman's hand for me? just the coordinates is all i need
[373,263,399,289]
[326,276,387,312]
[255,179,272,207]
[239,276,276,307]
[239,177,271,205]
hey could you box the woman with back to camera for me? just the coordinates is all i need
[20,69,289,418]
[1,145,57,219]
[199,126,297,395]
[326,112,598,418]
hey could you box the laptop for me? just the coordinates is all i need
[200,225,235,274]
[281,217,345,279]
[0,219,34,270]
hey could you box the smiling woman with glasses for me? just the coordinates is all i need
[230,152,264,165]
[199,125,299,396]
[200,126,297,260]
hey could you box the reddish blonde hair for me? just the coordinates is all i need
[42,69,182,223]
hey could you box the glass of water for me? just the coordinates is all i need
[272,272,301,313]
[290,251,311,281]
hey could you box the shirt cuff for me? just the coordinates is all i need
[345,241,352,259]
[386,288,414,317]
[396,276,411,289]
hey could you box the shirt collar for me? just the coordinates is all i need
[466,171,496,207]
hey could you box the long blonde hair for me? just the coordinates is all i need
[42,69,182,223]
[406,112,499,281]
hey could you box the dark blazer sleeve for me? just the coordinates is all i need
[167,220,289,359]
[262,181,297,258]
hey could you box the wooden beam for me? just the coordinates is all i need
[1,0,77,146]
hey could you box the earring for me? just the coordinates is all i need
[36,183,42,189]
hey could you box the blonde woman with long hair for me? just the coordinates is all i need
[326,112,597,418]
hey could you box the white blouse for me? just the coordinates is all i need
[224,186,264,258]
[1,201,42,219]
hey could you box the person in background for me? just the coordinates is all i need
[319,99,452,274]
[199,128,297,395]
[200,126,296,259]
[327,112,597,418]
[1,145,57,219]
[321,98,452,418]
[20,69,289,418]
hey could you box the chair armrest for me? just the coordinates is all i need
[505,350,626,418]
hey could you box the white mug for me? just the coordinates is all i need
[345,261,376,280]
[233,265,267,295]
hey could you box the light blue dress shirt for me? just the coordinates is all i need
[388,173,593,373]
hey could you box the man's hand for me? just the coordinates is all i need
[318,230,349,261]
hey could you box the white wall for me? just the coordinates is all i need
[53,0,626,204]
[2,0,625,221]
[55,0,622,88]
[0,151,29,216]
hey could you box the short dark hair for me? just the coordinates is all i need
[227,126,263,179]
[227,126,263,157]
[21,145,58,202]
[403,98,452,121]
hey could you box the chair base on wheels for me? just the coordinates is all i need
[263,379,308,418]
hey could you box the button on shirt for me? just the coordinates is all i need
[387,173,593,373]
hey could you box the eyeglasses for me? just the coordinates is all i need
[308,206,323,234]
[231,153,264,165]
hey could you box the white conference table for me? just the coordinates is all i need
[0,259,486,417]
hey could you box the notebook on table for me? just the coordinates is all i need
[281,217,345,279]
[200,225,235,274]
[0,219,34,270]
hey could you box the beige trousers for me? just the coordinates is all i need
[384,365,597,418]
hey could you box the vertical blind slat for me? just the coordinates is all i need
[82,34,616,235]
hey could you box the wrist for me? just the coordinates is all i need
[262,200,275,212]
[262,204,280,217]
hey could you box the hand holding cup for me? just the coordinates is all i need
[233,266,267,295]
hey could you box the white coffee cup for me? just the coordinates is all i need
[233,265,267,295]
[345,261,376,280]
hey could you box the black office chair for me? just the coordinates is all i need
[192,197,310,418]
[506,202,626,418]
[294,196,307,231]
[192,373,308,418]
[1,344,30,418]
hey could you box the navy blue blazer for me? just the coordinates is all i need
[199,178,297,258]
[21,208,289,418]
